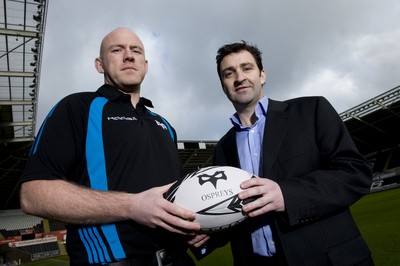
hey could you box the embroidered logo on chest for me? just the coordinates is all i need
[155,120,167,130]
[107,116,138,121]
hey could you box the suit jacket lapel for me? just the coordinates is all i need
[262,99,290,179]
[221,127,240,167]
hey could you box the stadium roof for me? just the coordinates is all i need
[1,0,47,209]
[0,0,46,144]
[340,85,400,157]
[1,0,400,210]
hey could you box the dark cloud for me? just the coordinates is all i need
[37,0,400,140]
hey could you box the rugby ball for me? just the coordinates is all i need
[165,166,254,232]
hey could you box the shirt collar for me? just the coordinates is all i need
[96,84,154,108]
[230,96,269,129]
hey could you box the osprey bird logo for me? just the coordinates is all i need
[198,170,227,189]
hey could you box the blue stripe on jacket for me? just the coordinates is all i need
[84,97,126,263]
[30,103,58,156]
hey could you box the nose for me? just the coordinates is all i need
[234,70,246,85]
[123,49,134,62]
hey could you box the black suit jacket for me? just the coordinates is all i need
[213,97,373,266]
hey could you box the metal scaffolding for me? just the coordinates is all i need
[0,0,48,143]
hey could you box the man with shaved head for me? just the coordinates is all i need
[20,27,199,266]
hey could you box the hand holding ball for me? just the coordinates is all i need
[165,166,254,232]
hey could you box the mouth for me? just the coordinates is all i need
[235,85,249,92]
[121,66,137,71]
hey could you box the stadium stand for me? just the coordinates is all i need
[0,210,42,232]
[371,167,400,192]
[9,236,60,261]
[0,210,42,243]
[0,210,66,264]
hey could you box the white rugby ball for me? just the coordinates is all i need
[165,166,254,232]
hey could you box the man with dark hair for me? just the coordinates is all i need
[210,41,374,265]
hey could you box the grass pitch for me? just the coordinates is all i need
[350,188,400,265]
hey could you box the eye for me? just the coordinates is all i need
[243,65,253,72]
[111,48,122,53]
[131,47,143,55]
[224,71,233,79]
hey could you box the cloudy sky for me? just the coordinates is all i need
[37,0,400,141]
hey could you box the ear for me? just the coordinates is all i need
[95,57,105,74]
[144,59,149,75]
[260,69,266,86]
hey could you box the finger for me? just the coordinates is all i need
[157,220,197,235]
[238,185,264,201]
[246,203,274,217]
[159,182,176,194]
[187,234,209,246]
[166,218,201,234]
[242,194,269,213]
[159,207,201,232]
[192,236,210,247]
[165,200,197,221]
[240,178,258,189]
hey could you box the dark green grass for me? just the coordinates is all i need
[350,188,400,265]
[23,257,69,266]
[22,188,400,265]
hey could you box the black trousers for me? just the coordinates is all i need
[70,251,194,266]
[252,254,288,266]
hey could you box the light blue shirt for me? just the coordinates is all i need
[230,96,276,257]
